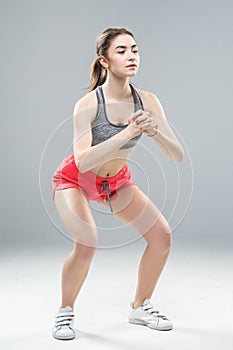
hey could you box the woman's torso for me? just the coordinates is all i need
[79,83,145,178]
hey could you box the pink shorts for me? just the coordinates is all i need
[52,153,135,212]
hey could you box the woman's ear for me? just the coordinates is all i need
[98,55,109,69]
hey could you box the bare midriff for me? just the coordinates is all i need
[90,146,135,178]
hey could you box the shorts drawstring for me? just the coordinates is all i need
[99,180,113,213]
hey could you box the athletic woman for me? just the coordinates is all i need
[52,27,184,340]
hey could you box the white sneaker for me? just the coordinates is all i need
[52,306,75,340]
[128,298,173,331]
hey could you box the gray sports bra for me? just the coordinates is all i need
[91,83,144,150]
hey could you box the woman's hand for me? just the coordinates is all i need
[128,109,158,137]
[126,109,144,137]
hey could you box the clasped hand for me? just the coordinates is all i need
[127,109,158,137]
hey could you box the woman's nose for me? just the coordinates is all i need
[127,50,135,60]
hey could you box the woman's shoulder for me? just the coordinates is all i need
[134,86,165,116]
[74,89,97,110]
[73,89,98,122]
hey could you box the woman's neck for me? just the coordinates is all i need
[102,76,132,101]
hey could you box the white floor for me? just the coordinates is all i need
[1,238,232,350]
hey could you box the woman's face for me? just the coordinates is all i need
[103,34,140,78]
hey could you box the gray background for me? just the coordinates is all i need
[1,1,232,349]
[1,0,232,249]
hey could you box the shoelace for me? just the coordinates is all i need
[142,303,168,320]
[99,180,113,213]
[55,311,75,328]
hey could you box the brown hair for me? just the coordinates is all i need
[86,27,135,92]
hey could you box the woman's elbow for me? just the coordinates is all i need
[74,155,88,173]
[175,147,185,162]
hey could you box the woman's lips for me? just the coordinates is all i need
[126,65,137,68]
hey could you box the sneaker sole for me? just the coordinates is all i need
[128,318,173,331]
[52,333,75,340]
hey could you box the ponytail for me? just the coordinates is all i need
[87,58,107,92]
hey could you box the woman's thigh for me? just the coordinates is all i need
[101,185,172,247]
[54,188,98,248]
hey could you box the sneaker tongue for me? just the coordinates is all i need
[59,306,73,312]
[143,298,151,306]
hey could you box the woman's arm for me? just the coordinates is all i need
[150,126,184,162]
[72,98,144,172]
[133,92,185,162]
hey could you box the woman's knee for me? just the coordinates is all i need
[164,229,172,255]
[145,217,172,254]
[72,242,97,260]
[160,224,172,255]
[163,220,172,250]
[71,228,98,250]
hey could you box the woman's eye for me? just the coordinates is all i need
[117,50,138,54]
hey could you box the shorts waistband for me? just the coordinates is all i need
[90,163,128,184]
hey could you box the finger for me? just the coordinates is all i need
[140,121,156,130]
[138,120,153,127]
[134,115,149,124]
[134,114,151,125]
[130,109,143,119]
[128,111,142,124]
[131,109,147,121]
